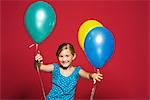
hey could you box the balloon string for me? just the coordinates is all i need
[36,65,46,100]
[90,69,100,100]
[35,44,46,100]
[90,83,97,100]
[29,43,35,48]
[28,43,46,99]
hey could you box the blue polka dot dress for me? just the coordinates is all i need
[46,63,81,100]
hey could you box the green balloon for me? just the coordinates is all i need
[24,1,56,44]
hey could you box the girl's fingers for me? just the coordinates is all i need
[35,54,43,61]
[35,54,40,59]
[97,73,103,76]
[97,75,103,79]
[92,76,103,83]
[95,77,101,82]
[39,57,43,61]
[35,56,41,60]
[95,74,103,81]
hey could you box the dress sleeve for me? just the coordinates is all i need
[75,66,81,78]
[52,63,59,75]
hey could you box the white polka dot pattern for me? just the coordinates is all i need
[46,63,81,100]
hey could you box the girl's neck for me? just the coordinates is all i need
[60,65,72,70]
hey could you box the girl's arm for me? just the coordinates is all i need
[79,69,103,82]
[34,53,54,72]
[39,63,54,72]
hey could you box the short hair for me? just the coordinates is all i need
[56,43,75,58]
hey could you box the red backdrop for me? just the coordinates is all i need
[1,0,149,100]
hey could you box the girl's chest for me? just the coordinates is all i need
[53,74,77,88]
[60,68,75,77]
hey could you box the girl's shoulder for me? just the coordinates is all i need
[73,66,82,73]
[72,65,81,69]
[52,63,60,71]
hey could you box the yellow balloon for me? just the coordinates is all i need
[78,20,103,50]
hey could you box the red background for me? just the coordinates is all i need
[1,0,149,100]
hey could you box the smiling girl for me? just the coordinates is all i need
[35,43,103,100]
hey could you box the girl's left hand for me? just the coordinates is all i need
[91,73,103,84]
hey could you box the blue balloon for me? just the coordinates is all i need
[84,27,114,68]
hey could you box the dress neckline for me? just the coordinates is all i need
[59,66,76,78]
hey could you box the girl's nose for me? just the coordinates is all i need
[62,57,67,61]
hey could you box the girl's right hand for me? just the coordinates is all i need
[35,52,43,63]
[34,52,54,72]
[34,52,43,70]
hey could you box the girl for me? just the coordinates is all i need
[35,43,103,100]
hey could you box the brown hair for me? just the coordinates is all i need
[56,43,75,58]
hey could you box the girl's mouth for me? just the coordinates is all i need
[62,61,69,64]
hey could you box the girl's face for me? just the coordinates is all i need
[58,48,76,68]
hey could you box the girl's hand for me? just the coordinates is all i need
[90,73,103,84]
[34,52,43,70]
[35,52,43,63]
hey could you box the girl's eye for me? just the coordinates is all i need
[66,55,69,57]
[59,55,63,57]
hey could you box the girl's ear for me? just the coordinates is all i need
[72,53,76,60]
